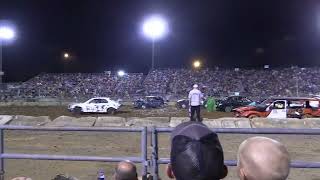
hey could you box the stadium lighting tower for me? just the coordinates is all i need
[0,25,16,83]
[142,15,168,69]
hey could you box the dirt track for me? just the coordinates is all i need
[0,106,319,180]
[0,105,233,119]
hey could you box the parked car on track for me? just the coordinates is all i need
[176,98,207,109]
[133,96,165,109]
[68,97,121,114]
[233,97,320,119]
[216,95,253,112]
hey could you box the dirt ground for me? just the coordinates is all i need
[0,106,319,180]
[0,105,233,119]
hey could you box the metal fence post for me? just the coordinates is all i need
[0,129,4,180]
[151,127,159,180]
[141,127,148,179]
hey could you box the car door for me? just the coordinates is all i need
[99,99,109,113]
[267,100,287,118]
[87,99,99,112]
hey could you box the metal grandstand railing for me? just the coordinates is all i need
[0,126,148,180]
[150,127,320,180]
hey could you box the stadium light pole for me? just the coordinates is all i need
[142,15,168,69]
[0,26,15,84]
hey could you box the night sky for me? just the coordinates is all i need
[0,0,320,82]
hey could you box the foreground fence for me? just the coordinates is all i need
[0,126,319,180]
[151,127,320,180]
[0,126,148,180]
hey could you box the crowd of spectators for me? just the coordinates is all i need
[1,66,320,102]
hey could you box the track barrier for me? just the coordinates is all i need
[0,126,319,180]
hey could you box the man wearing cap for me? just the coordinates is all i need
[167,121,228,180]
[188,84,203,121]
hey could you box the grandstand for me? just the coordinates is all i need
[1,66,320,102]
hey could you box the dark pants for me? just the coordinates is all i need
[190,105,201,121]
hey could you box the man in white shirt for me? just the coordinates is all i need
[188,84,203,121]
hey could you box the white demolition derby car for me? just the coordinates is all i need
[68,97,121,114]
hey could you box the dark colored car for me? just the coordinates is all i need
[134,96,165,109]
[216,95,253,112]
[176,99,208,109]
[176,99,190,109]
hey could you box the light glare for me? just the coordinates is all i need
[118,70,125,77]
[193,60,201,68]
[0,27,15,40]
[143,15,168,40]
[64,53,70,58]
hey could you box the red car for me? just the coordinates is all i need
[234,97,320,119]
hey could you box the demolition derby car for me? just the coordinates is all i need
[216,95,253,112]
[176,99,207,109]
[68,97,121,114]
[133,96,165,109]
[233,97,320,119]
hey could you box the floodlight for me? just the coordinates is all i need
[0,27,15,40]
[193,60,201,68]
[142,15,168,40]
[64,53,70,59]
[117,70,125,77]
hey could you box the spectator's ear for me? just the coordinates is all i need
[219,164,228,179]
[237,167,246,180]
[166,164,175,179]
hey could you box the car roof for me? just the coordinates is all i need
[89,97,111,100]
[145,96,161,98]
[269,97,319,101]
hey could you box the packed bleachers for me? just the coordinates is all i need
[1,66,320,102]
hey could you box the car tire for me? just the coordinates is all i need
[248,114,259,119]
[224,106,232,112]
[73,107,82,114]
[302,114,312,119]
[141,105,147,109]
[107,107,116,115]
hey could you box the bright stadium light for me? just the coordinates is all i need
[64,53,70,59]
[0,27,15,40]
[117,70,125,77]
[0,24,16,83]
[193,60,201,69]
[142,15,168,69]
[143,15,168,40]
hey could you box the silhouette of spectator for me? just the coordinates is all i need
[167,121,228,180]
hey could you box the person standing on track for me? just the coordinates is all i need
[188,84,203,121]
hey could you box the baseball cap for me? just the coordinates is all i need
[193,84,199,88]
[170,121,227,180]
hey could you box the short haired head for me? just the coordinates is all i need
[114,160,138,180]
[237,136,290,180]
[11,178,32,180]
[193,84,198,89]
[167,121,228,180]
